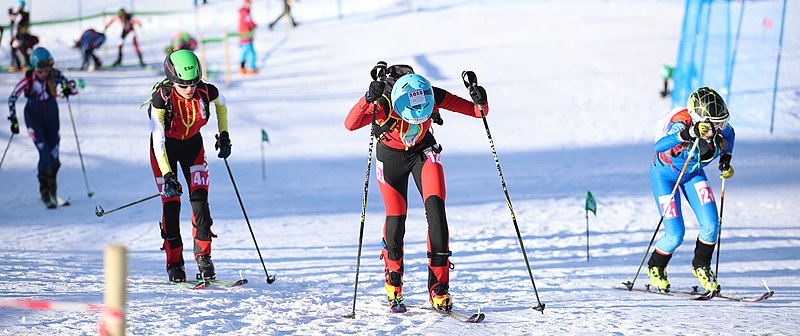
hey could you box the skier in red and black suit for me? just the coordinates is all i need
[344,63,489,312]
[147,50,231,282]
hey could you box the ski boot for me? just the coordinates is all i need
[195,254,215,280]
[647,266,670,292]
[692,266,719,292]
[38,173,55,209]
[429,284,452,311]
[167,263,186,282]
[385,283,405,313]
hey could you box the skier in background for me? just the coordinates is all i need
[268,0,298,30]
[647,87,735,293]
[75,28,106,71]
[238,0,258,75]
[104,8,144,67]
[147,49,231,282]
[8,0,36,72]
[7,47,79,208]
[344,62,490,312]
[164,31,197,54]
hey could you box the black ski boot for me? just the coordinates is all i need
[167,263,186,282]
[48,163,59,204]
[196,254,215,280]
[38,173,55,209]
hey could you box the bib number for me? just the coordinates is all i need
[658,195,678,219]
[190,164,209,188]
[694,180,715,205]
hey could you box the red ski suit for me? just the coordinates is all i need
[344,87,489,299]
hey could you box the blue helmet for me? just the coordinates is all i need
[30,47,54,69]
[391,74,434,124]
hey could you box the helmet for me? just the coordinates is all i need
[687,87,729,123]
[391,74,434,124]
[30,47,54,69]
[164,49,202,85]
[17,0,24,8]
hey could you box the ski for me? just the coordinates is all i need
[417,305,485,323]
[55,196,71,207]
[157,278,248,289]
[615,285,714,301]
[674,286,774,303]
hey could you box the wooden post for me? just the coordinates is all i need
[224,31,231,86]
[199,33,208,81]
[103,244,127,336]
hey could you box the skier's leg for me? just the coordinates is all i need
[24,102,55,202]
[178,137,215,279]
[646,163,688,290]
[376,144,411,302]
[42,99,61,200]
[132,36,144,66]
[150,137,184,274]
[684,171,720,290]
[412,145,451,308]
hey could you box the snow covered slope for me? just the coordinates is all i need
[1,0,798,335]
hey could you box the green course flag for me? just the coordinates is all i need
[585,191,597,216]
[261,129,269,143]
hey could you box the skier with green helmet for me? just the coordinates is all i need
[147,49,231,282]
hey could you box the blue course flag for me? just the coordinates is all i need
[261,129,269,143]
[585,191,597,216]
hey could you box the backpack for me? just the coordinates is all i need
[142,79,211,132]
[654,107,691,142]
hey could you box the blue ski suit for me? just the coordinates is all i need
[650,110,735,255]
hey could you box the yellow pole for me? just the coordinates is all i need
[103,244,127,336]
[224,31,231,86]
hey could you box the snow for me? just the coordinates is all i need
[1,0,799,335]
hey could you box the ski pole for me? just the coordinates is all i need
[95,192,162,217]
[223,158,276,284]
[344,61,385,319]
[65,96,94,198]
[462,70,545,313]
[714,177,727,279]
[0,133,14,170]
[623,138,700,291]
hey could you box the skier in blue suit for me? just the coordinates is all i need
[646,87,735,293]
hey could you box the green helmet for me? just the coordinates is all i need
[164,49,201,85]
[687,87,729,123]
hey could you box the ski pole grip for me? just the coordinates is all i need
[461,70,478,89]
[371,61,388,81]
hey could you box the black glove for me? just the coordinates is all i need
[8,115,19,134]
[469,85,488,105]
[718,153,732,171]
[61,80,76,97]
[215,131,231,159]
[162,172,183,197]
[365,80,385,103]
[679,121,713,141]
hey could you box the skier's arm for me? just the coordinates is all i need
[8,76,28,118]
[206,84,228,133]
[52,69,77,97]
[213,95,228,133]
[344,96,386,131]
[434,87,489,118]
[719,124,735,154]
[655,122,686,152]
[150,107,172,175]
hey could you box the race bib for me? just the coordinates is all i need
[693,180,715,205]
[658,195,678,219]
[190,164,209,188]
[376,160,385,184]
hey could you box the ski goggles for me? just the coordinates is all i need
[175,83,196,89]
